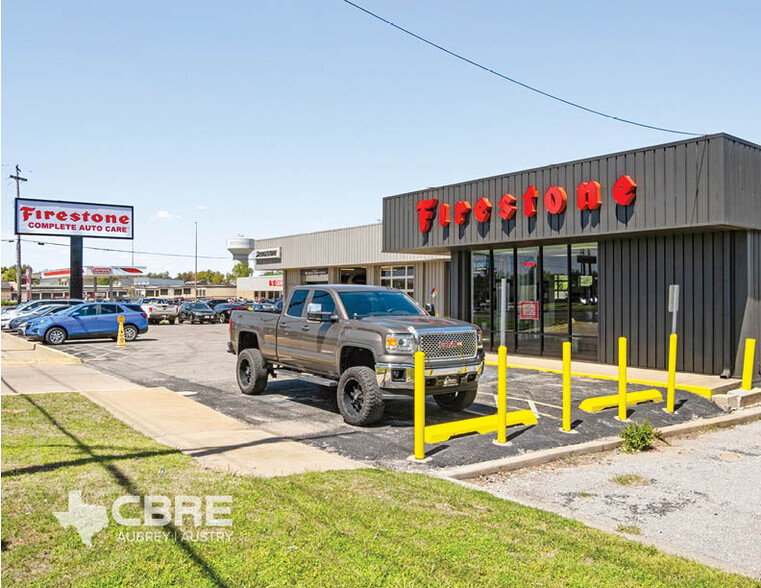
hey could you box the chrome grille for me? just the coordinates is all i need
[419,331,478,360]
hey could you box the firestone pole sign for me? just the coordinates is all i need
[15,198,134,240]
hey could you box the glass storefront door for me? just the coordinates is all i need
[516,247,541,354]
[470,243,599,358]
[571,244,599,360]
[471,251,491,346]
[493,250,515,352]
[542,245,570,356]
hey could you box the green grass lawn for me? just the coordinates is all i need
[2,393,754,587]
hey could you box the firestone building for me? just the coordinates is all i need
[382,133,761,380]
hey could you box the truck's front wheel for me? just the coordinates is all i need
[237,348,268,395]
[433,389,478,411]
[337,366,384,426]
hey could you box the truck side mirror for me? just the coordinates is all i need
[307,311,337,323]
[424,303,436,316]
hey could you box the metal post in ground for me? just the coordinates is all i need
[617,337,628,422]
[496,345,507,444]
[413,351,426,459]
[742,339,756,391]
[561,341,573,432]
[666,334,678,413]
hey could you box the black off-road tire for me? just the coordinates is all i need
[433,389,478,411]
[44,326,67,346]
[236,348,268,395]
[123,324,139,342]
[178,315,184,324]
[337,366,385,426]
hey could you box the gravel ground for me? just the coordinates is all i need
[471,419,761,580]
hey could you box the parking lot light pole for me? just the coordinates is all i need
[194,221,198,300]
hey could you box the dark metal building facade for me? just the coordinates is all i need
[382,134,761,380]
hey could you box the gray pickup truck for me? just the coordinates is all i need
[228,285,484,425]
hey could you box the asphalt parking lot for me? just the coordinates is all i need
[57,323,724,471]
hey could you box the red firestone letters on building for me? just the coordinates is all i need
[544,186,567,214]
[454,201,472,225]
[577,181,602,211]
[498,193,517,220]
[522,186,539,218]
[439,203,451,227]
[415,198,438,232]
[474,198,492,223]
[612,175,637,206]
[414,175,637,232]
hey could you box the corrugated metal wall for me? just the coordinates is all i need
[598,231,744,376]
[738,231,761,383]
[255,223,447,271]
[384,134,761,254]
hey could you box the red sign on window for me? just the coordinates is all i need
[519,301,539,320]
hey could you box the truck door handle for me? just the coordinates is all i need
[301,325,310,331]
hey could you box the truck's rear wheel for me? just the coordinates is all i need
[237,348,268,395]
[433,389,478,411]
[337,366,384,426]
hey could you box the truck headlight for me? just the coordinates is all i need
[386,334,414,353]
[477,330,483,348]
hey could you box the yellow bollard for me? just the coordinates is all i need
[742,339,756,391]
[497,345,507,443]
[666,333,677,413]
[562,341,572,431]
[117,315,126,347]
[618,337,628,421]
[414,351,426,459]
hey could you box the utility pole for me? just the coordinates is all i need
[194,221,198,300]
[9,165,27,303]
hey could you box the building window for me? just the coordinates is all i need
[380,265,414,296]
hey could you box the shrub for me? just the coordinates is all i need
[620,419,661,453]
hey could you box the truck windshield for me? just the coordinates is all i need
[338,291,424,318]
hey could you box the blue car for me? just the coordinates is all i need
[25,302,149,345]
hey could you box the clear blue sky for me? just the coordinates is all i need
[3,0,760,276]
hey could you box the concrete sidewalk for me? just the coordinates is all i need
[1,333,360,477]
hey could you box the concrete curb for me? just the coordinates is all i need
[438,406,761,480]
[1,333,82,366]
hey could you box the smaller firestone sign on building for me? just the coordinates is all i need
[15,198,134,240]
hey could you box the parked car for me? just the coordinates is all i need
[178,302,216,324]
[205,299,229,309]
[139,298,179,324]
[8,304,74,334]
[24,302,148,345]
[212,302,248,323]
[228,285,484,426]
[1,298,84,329]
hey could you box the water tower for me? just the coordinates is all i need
[227,237,255,265]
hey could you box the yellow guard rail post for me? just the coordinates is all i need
[617,337,628,421]
[496,345,507,444]
[742,338,756,391]
[413,351,426,459]
[578,336,662,415]
[117,315,126,347]
[666,333,677,413]
[562,341,572,432]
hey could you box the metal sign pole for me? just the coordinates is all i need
[500,277,507,347]
[70,236,83,300]
[668,284,680,334]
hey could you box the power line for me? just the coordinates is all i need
[2,238,230,260]
[341,0,703,137]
